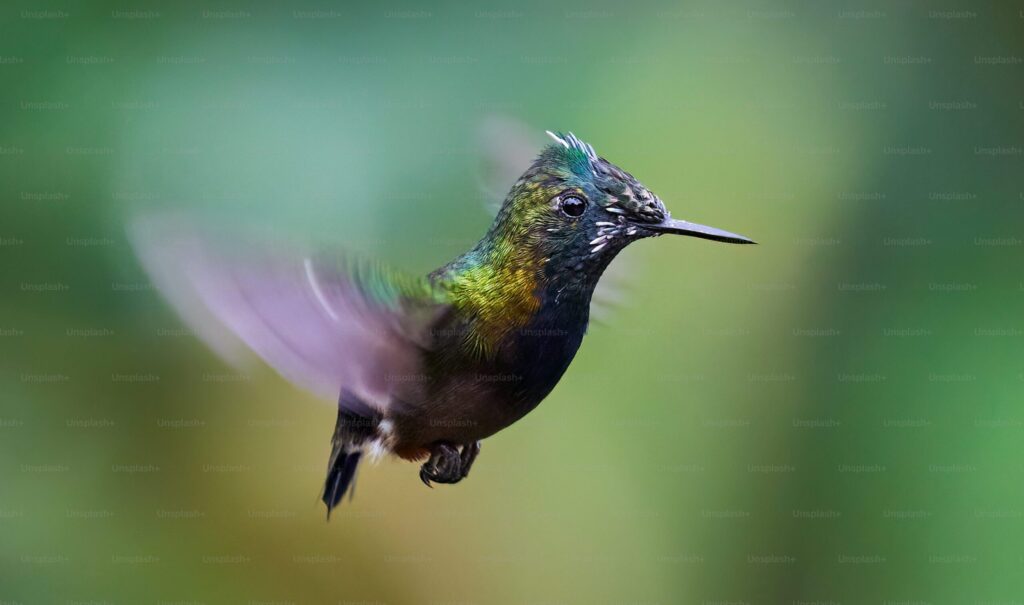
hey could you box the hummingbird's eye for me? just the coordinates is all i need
[559,195,587,218]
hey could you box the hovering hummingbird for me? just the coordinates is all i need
[131,131,754,517]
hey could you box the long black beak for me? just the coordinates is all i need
[642,217,756,244]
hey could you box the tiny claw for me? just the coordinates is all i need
[419,468,434,488]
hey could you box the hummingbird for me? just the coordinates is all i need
[131,131,754,517]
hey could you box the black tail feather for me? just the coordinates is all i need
[323,394,377,519]
[323,449,362,518]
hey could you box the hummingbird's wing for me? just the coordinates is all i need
[129,215,449,413]
[476,115,635,322]
[476,115,544,215]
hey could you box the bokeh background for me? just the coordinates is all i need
[2,1,1023,603]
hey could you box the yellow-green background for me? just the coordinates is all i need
[1,1,1022,603]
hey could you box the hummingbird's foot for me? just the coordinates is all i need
[419,442,462,487]
[419,441,481,487]
[459,441,481,479]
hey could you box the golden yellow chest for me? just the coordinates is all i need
[447,259,543,358]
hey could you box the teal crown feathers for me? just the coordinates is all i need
[545,130,601,177]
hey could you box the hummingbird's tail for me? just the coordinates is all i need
[323,447,362,516]
[322,399,379,518]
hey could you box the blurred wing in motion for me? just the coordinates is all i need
[587,254,633,325]
[476,114,546,214]
[476,114,638,322]
[129,215,450,412]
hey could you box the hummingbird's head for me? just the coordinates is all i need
[490,131,754,287]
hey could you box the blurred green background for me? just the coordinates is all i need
[2,1,1023,603]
